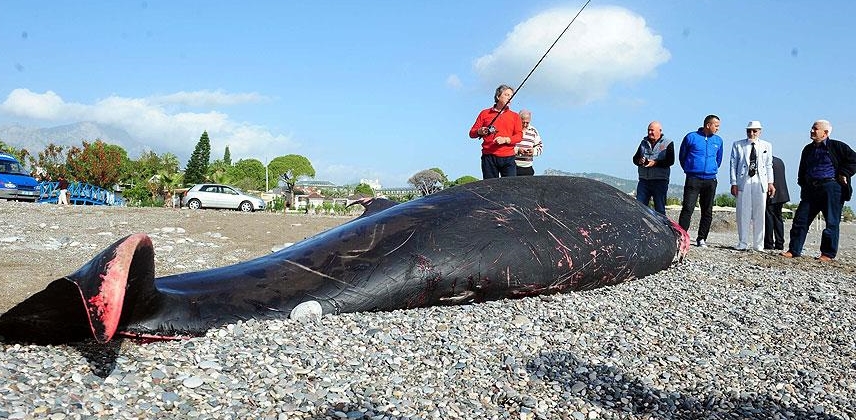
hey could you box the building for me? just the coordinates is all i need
[295,179,337,189]
[294,191,325,209]
[360,178,381,190]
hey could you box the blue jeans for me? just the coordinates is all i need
[481,155,517,179]
[787,180,843,258]
[678,177,717,241]
[636,179,669,215]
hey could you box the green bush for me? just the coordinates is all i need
[123,184,163,207]
[782,203,798,220]
[321,201,333,214]
[714,193,736,208]
[333,203,347,215]
[843,205,855,222]
[268,196,285,212]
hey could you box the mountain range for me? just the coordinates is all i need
[0,121,143,157]
[544,168,686,198]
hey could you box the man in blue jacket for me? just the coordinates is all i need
[678,115,724,247]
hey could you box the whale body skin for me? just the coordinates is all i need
[0,176,689,344]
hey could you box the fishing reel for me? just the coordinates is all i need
[478,125,497,138]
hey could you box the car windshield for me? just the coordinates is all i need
[0,161,27,175]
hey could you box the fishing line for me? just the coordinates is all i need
[486,0,592,131]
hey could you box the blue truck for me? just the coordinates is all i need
[0,152,39,201]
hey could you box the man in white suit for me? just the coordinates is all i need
[730,120,776,250]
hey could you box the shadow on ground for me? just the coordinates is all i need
[527,351,850,419]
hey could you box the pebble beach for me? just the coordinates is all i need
[1,201,856,419]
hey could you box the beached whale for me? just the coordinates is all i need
[0,176,689,344]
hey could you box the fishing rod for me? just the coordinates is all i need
[485,0,592,134]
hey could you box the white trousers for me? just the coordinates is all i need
[736,178,766,250]
[58,189,69,205]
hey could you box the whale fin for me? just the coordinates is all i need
[348,197,398,219]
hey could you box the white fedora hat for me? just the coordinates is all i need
[746,120,763,129]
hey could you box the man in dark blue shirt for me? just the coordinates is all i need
[783,120,856,261]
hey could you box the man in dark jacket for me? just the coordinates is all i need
[764,156,790,250]
[782,120,856,261]
[633,121,674,215]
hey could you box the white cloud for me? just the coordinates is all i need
[151,90,271,107]
[0,89,86,119]
[0,88,296,162]
[473,6,670,105]
[446,74,463,90]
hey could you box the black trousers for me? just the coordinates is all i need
[764,202,785,249]
[515,165,535,176]
[678,177,717,241]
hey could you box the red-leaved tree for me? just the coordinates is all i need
[35,143,68,180]
[66,140,125,188]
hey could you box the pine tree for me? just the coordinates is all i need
[184,131,211,185]
[223,146,231,166]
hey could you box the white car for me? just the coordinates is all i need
[182,184,266,212]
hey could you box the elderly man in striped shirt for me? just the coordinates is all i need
[514,109,544,176]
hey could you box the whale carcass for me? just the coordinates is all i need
[0,176,689,344]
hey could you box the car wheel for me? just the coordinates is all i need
[188,199,202,210]
[239,201,254,212]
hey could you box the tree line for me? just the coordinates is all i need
[0,131,478,207]
[0,131,316,206]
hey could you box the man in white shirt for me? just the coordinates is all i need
[514,109,543,176]
[729,120,775,251]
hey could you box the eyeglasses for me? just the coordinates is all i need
[746,129,760,133]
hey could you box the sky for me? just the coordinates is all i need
[1,0,855,192]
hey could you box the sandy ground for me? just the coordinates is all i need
[1,200,854,314]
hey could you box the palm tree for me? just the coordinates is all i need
[158,170,183,193]
[161,152,180,174]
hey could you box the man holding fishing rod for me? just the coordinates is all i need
[468,0,590,179]
[469,84,523,179]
